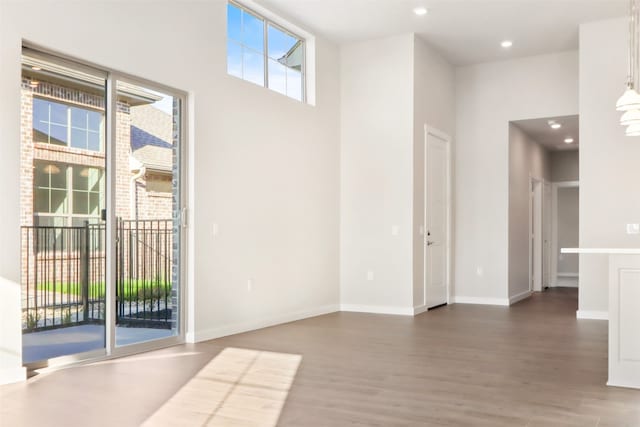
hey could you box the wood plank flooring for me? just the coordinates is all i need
[2,288,640,426]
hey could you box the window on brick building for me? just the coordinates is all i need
[33,98,104,152]
[33,161,104,228]
[227,1,305,102]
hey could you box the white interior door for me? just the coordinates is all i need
[530,178,543,292]
[424,127,450,309]
[543,181,552,288]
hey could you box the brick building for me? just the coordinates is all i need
[20,69,174,229]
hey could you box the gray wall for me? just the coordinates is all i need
[557,187,579,275]
[551,150,579,182]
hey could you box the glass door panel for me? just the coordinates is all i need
[20,51,107,364]
[114,81,181,347]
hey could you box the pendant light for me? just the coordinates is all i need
[618,0,640,132]
[626,122,640,136]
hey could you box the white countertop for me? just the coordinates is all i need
[561,248,640,254]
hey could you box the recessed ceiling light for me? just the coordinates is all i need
[501,40,513,48]
[31,66,42,71]
[564,138,574,144]
[551,123,562,129]
[413,7,428,16]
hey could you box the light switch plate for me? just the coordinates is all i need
[627,224,640,235]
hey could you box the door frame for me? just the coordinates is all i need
[423,125,452,308]
[529,176,543,292]
[21,42,190,372]
[550,181,579,288]
[106,72,189,360]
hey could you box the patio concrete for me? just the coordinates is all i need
[22,325,174,363]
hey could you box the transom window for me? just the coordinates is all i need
[33,98,104,152]
[34,161,104,227]
[227,1,305,102]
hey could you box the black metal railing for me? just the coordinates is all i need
[21,219,174,333]
[116,219,174,329]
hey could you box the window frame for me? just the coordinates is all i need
[227,0,307,103]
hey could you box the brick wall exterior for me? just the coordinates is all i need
[20,78,173,226]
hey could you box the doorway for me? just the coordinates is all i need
[509,115,578,303]
[19,47,187,366]
[423,126,451,309]
[529,177,548,292]
[551,182,580,287]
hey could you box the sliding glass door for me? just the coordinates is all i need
[113,81,181,347]
[20,48,186,366]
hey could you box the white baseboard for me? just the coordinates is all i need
[509,290,532,305]
[576,310,608,320]
[194,304,340,343]
[340,304,414,316]
[450,296,510,306]
[0,367,27,385]
[413,305,430,315]
[607,380,640,390]
[558,273,579,278]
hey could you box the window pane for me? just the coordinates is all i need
[243,47,264,86]
[88,193,100,215]
[49,102,67,125]
[49,165,67,189]
[73,166,88,191]
[49,124,68,145]
[227,40,243,79]
[73,190,88,214]
[87,131,101,152]
[287,67,303,101]
[87,110,102,131]
[34,189,49,213]
[88,169,102,192]
[34,164,48,188]
[227,2,242,42]
[268,24,298,61]
[268,59,286,95]
[70,107,87,128]
[242,10,264,53]
[50,189,67,214]
[33,99,49,134]
[70,128,87,150]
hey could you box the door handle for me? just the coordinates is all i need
[426,241,435,246]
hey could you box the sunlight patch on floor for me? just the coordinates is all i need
[142,347,302,427]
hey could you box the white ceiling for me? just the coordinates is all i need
[257,0,627,65]
[513,115,579,151]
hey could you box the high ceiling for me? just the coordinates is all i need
[257,0,627,65]
[513,115,579,151]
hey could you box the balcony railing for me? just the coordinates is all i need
[21,219,175,333]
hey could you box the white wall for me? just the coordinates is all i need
[455,51,578,303]
[340,34,415,313]
[557,187,579,275]
[0,0,341,379]
[550,150,579,182]
[508,124,550,299]
[579,18,640,315]
[412,35,456,308]
[0,4,27,384]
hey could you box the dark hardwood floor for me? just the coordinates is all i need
[2,288,639,426]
